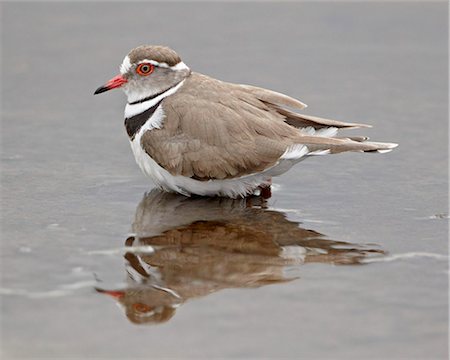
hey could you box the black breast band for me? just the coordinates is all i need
[124,100,163,140]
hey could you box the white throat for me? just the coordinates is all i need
[124,80,186,119]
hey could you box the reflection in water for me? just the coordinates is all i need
[96,190,385,325]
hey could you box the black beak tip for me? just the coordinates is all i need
[94,86,109,95]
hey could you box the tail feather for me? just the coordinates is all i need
[336,137,398,153]
[294,134,398,154]
[337,136,370,142]
[362,141,398,154]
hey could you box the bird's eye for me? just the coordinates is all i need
[136,63,154,76]
[133,303,153,313]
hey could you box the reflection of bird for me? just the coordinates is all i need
[94,45,397,197]
[97,190,385,325]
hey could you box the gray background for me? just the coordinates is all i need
[1,1,448,359]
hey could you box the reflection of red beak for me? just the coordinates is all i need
[94,75,127,95]
[95,288,125,299]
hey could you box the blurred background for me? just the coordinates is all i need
[1,2,448,359]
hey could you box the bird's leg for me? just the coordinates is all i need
[245,193,268,208]
[258,178,272,199]
[259,184,272,199]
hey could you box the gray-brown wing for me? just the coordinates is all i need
[141,95,294,180]
[238,84,371,129]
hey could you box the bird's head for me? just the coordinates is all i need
[94,45,191,104]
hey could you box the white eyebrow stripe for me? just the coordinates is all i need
[120,55,132,74]
[138,59,170,68]
[171,62,189,71]
[138,59,190,71]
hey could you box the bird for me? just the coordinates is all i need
[94,45,397,198]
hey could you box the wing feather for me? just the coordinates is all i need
[238,84,308,110]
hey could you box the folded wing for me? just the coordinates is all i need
[140,73,397,181]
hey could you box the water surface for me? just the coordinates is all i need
[1,2,448,359]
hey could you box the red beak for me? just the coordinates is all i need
[94,75,127,95]
[95,288,125,299]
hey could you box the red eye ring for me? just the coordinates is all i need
[133,303,153,313]
[136,63,154,76]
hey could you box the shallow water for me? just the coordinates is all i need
[1,2,448,359]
